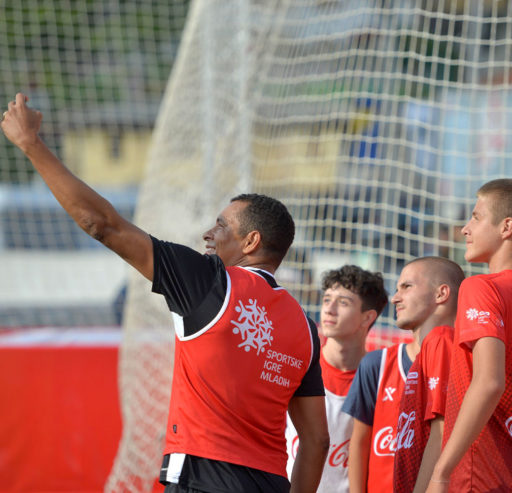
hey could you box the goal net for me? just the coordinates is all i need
[0,1,190,328]
[2,0,512,491]
[108,0,512,489]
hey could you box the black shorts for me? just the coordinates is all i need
[164,485,204,493]
[160,454,290,493]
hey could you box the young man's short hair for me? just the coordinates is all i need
[231,193,295,265]
[478,178,512,224]
[321,265,388,317]
[405,256,465,304]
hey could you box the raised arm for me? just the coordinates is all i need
[288,395,330,493]
[1,93,154,280]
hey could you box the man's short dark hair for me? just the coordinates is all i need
[405,257,465,305]
[231,193,295,265]
[321,265,388,317]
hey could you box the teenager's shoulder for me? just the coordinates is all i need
[461,270,512,289]
[460,271,512,305]
[420,326,454,364]
[423,325,454,344]
[358,348,384,372]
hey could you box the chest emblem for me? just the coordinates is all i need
[383,386,397,401]
[428,376,440,390]
[231,298,274,355]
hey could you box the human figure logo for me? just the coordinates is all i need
[231,298,274,355]
[383,386,396,401]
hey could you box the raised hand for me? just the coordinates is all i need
[1,93,43,152]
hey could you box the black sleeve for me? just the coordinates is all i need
[151,236,227,320]
[292,317,325,397]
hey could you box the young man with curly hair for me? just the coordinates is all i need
[286,265,388,493]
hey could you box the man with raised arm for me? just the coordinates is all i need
[286,265,389,493]
[427,179,512,492]
[1,93,329,493]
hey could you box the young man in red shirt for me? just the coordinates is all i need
[286,265,388,493]
[428,179,512,492]
[392,257,464,493]
[343,256,462,493]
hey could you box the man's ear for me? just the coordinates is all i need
[242,230,262,254]
[501,217,512,239]
[435,283,450,304]
[362,309,378,331]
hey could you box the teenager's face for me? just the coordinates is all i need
[203,200,247,266]
[391,262,437,331]
[320,284,371,340]
[461,195,503,265]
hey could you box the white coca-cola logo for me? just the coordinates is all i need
[373,426,397,457]
[506,416,512,437]
[396,411,416,450]
[327,439,350,468]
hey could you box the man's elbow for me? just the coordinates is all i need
[478,375,506,405]
[80,214,108,242]
[490,377,506,402]
[78,209,120,246]
[299,429,330,456]
[315,430,331,457]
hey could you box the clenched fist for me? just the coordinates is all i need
[1,93,43,153]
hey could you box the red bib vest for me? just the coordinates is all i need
[164,266,315,477]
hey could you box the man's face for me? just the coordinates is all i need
[202,200,247,266]
[320,284,370,340]
[461,195,503,265]
[391,262,437,331]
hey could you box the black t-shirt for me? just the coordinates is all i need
[152,237,323,492]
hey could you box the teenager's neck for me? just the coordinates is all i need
[322,337,366,372]
[488,253,512,274]
[416,312,455,346]
[405,328,422,361]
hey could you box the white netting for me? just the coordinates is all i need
[3,0,512,491]
[0,1,190,327]
[110,1,512,489]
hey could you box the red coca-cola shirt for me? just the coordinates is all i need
[393,326,453,493]
[367,344,408,492]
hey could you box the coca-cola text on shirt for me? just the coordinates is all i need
[396,411,416,450]
[373,426,397,457]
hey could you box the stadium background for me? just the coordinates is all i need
[1,0,511,491]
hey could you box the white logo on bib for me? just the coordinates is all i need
[231,298,274,354]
